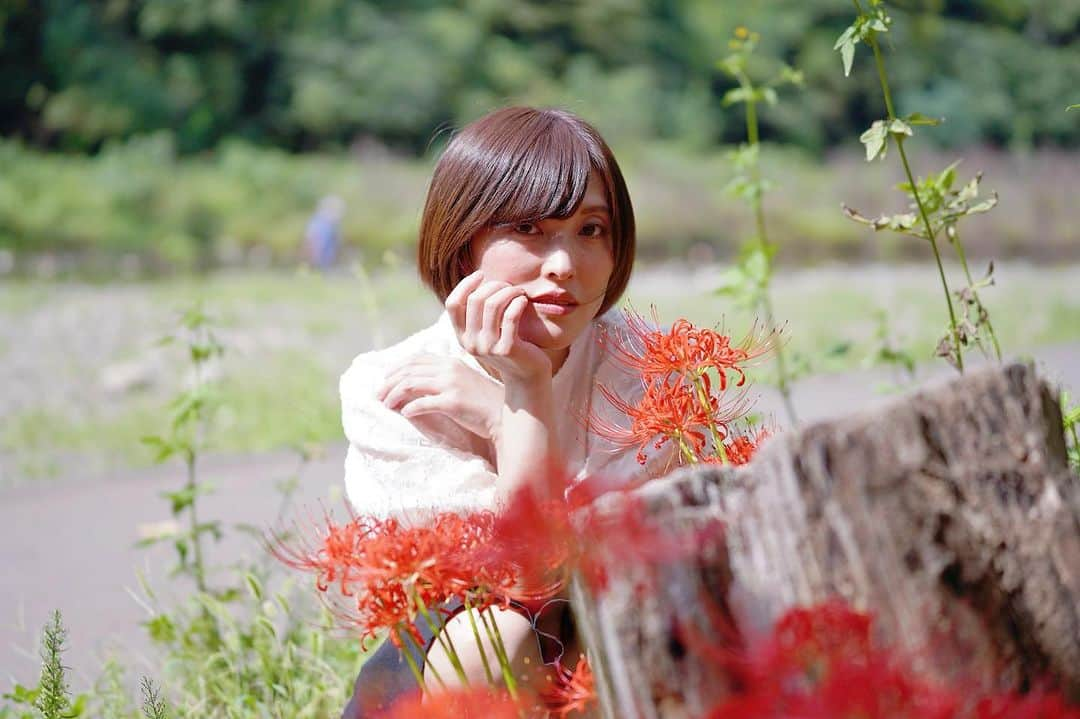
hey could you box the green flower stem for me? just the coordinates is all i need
[403,626,447,691]
[415,593,469,686]
[691,373,728,464]
[950,228,1002,361]
[394,627,429,695]
[478,607,519,699]
[856,1,964,372]
[463,596,496,685]
[184,453,208,593]
[738,75,798,424]
[674,430,700,465]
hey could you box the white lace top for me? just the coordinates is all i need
[340,308,675,520]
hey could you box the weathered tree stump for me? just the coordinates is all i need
[572,363,1080,718]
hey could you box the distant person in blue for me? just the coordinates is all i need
[305,195,345,270]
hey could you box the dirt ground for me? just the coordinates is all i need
[2,342,1078,689]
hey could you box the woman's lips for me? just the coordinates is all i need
[530,297,579,316]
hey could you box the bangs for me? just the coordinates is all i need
[485,121,601,226]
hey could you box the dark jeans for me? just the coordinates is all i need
[339,618,436,718]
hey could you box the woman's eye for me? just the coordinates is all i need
[513,222,540,235]
[581,223,608,238]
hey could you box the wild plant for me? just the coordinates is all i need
[138,678,167,719]
[864,308,916,384]
[140,304,224,593]
[128,303,366,717]
[716,26,803,424]
[1,610,88,719]
[836,0,1002,372]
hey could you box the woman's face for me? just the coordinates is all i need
[469,171,616,364]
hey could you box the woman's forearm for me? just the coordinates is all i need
[493,381,561,500]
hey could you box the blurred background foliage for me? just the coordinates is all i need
[4,0,1078,153]
[0,0,1077,271]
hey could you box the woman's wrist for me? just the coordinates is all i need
[492,379,560,498]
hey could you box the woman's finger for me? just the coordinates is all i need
[479,285,526,352]
[398,394,451,419]
[464,280,510,347]
[381,375,438,411]
[445,270,485,334]
[493,295,529,355]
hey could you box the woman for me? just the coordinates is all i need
[339,106,673,716]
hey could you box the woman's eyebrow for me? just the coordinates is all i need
[578,204,611,215]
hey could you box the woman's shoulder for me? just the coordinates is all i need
[340,313,458,399]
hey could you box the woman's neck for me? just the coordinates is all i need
[545,346,571,376]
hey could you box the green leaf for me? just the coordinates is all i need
[776,65,804,87]
[967,196,998,214]
[3,684,39,704]
[65,694,87,717]
[887,118,913,138]
[245,573,264,601]
[905,112,942,126]
[173,537,189,566]
[140,436,175,464]
[859,120,889,161]
[195,520,223,542]
[143,614,177,644]
[722,87,752,106]
[161,487,196,514]
[826,342,853,357]
[833,26,857,77]
[761,87,778,106]
[1067,104,1079,111]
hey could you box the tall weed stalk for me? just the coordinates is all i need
[1,610,88,719]
[836,0,1002,372]
[716,27,803,424]
[136,304,364,717]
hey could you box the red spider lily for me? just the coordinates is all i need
[480,482,575,604]
[379,686,524,719]
[574,494,726,594]
[601,308,776,389]
[271,509,523,645]
[541,655,597,717]
[703,601,1080,719]
[591,375,750,465]
[718,425,772,466]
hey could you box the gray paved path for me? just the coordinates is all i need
[2,345,1078,689]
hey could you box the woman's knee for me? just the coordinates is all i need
[424,606,552,692]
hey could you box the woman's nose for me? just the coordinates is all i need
[542,236,575,280]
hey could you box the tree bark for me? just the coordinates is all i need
[573,363,1080,718]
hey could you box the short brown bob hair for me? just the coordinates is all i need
[417,106,635,317]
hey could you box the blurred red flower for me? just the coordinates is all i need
[704,601,1080,719]
[542,655,597,718]
[378,686,522,719]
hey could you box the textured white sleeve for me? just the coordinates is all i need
[340,356,498,521]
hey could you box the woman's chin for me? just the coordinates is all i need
[520,314,574,350]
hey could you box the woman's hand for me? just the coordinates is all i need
[377,354,503,439]
[380,270,560,492]
[445,270,552,385]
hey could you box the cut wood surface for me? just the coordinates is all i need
[573,362,1080,718]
